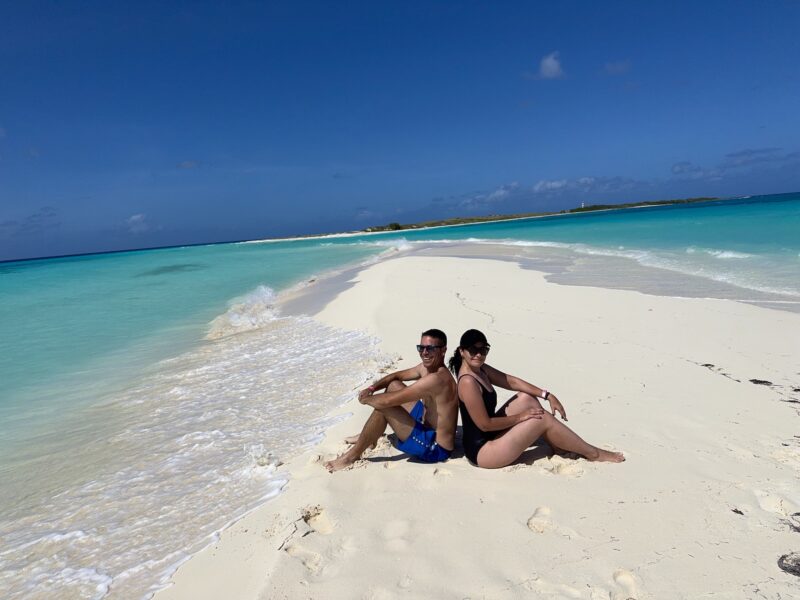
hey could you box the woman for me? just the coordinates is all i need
[450,329,624,469]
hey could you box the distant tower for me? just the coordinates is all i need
[581,202,585,208]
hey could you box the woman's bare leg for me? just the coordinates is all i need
[497,392,544,415]
[499,393,571,454]
[477,412,624,469]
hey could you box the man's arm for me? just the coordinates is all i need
[358,364,424,401]
[361,372,438,409]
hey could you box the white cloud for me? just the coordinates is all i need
[126,213,152,234]
[671,161,702,175]
[533,176,640,195]
[671,147,800,182]
[433,183,523,211]
[177,160,200,169]
[463,182,521,209]
[539,51,564,79]
[533,179,568,192]
[0,206,60,238]
[603,60,631,76]
[720,148,783,168]
[486,182,520,201]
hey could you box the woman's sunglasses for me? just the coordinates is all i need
[465,344,490,355]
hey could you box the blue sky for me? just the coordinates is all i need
[1,1,799,260]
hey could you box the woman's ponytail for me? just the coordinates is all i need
[448,349,462,375]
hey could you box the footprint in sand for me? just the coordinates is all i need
[526,507,580,539]
[754,490,796,518]
[383,519,410,552]
[407,466,454,490]
[527,506,554,533]
[772,438,800,468]
[523,576,583,598]
[302,505,334,535]
[543,455,584,477]
[361,586,395,600]
[284,542,323,574]
[612,569,639,600]
[282,505,335,574]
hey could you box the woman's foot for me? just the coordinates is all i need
[585,447,625,462]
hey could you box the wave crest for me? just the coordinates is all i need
[206,285,279,340]
[686,247,752,259]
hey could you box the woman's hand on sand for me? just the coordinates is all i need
[547,394,567,420]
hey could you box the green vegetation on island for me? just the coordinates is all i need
[363,196,718,232]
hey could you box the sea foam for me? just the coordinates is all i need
[0,300,389,599]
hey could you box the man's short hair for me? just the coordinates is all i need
[421,328,447,346]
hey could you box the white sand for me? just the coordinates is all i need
[157,255,800,599]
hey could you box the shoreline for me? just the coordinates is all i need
[280,240,800,317]
[237,196,734,246]
[156,253,800,599]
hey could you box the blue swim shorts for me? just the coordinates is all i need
[395,401,452,463]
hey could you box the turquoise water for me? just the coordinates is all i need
[0,241,384,427]
[354,192,800,297]
[3,193,798,417]
[1,192,798,598]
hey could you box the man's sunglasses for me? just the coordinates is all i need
[465,344,490,355]
[416,344,444,353]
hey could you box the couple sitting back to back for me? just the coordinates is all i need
[324,328,624,472]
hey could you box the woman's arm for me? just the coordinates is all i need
[484,364,567,420]
[459,377,542,432]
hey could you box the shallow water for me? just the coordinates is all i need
[0,315,388,598]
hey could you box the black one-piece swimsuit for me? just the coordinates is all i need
[458,373,507,464]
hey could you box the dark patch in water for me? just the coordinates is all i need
[749,378,773,386]
[135,264,206,277]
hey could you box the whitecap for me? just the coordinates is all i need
[205,285,279,339]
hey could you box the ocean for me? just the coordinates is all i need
[1,192,798,598]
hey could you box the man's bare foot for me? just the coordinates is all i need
[324,453,359,472]
[585,448,625,463]
[343,434,377,450]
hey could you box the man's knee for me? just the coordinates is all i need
[386,380,406,392]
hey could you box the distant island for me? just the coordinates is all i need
[362,196,718,232]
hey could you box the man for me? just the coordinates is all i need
[325,328,458,472]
